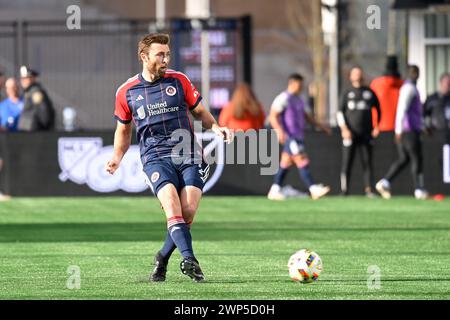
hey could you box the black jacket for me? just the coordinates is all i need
[18,82,55,131]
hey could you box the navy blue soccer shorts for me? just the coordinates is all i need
[283,138,306,156]
[143,157,209,196]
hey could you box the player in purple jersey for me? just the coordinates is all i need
[267,73,331,200]
[105,34,233,282]
[376,65,429,200]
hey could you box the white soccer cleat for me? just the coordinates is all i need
[375,179,391,199]
[309,184,330,200]
[414,189,429,200]
[267,185,286,201]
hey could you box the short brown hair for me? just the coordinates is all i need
[138,33,170,62]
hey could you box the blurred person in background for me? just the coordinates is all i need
[337,66,381,197]
[0,78,24,132]
[17,66,55,132]
[424,72,450,194]
[0,69,5,101]
[376,65,428,200]
[267,73,331,201]
[424,73,450,145]
[370,55,404,132]
[218,82,265,131]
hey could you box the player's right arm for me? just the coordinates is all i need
[106,121,132,175]
[106,82,134,175]
[336,90,352,140]
[269,93,288,144]
[395,83,415,143]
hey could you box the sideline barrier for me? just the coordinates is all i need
[0,130,448,196]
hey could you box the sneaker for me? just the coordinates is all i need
[267,185,286,201]
[309,184,330,200]
[180,257,205,282]
[281,185,308,198]
[414,189,429,200]
[375,179,391,199]
[150,252,168,282]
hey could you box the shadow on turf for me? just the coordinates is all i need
[0,223,449,243]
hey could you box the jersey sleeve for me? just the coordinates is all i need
[370,89,381,126]
[336,90,348,127]
[114,87,132,124]
[178,73,202,110]
[271,93,288,113]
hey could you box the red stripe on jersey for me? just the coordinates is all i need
[164,70,201,109]
[114,74,140,123]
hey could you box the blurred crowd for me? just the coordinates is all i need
[0,57,448,200]
[0,66,54,133]
[216,55,449,200]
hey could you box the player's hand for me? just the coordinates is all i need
[212,124,234,144]
[341,127,352,140]
[321,125,332,136]
[372,127,380,138]
[395,133,402,145]
[424,127,433,136]
[105,158,120,175]
[276,129,286,144]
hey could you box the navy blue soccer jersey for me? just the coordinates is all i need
[114,69,202,165]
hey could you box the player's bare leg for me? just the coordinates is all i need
[150,183,199,282]
[154,185,202,265]
[178,186,205,281]
[292,154,330,200]
[150,183,183,281]
[153,183,204,282]
[180,186,202,225]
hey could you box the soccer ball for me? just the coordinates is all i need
[288,249,323,283]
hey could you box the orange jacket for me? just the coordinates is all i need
[370,75,404,131]
[218,102,266,131]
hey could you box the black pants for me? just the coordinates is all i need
[384,131,423,189]
[340,136,373,193]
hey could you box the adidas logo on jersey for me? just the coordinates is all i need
[136,95,144,101]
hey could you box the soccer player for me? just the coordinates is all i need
[267,73,331,200]
[337,66,381,197]
[376,65,428,200]
[105,33,233,282]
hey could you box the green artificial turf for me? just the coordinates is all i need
[0,196,449,300]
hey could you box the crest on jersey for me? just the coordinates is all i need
[166,86,177,96]
[363,90,372,100]
[137,106,146,119]
[348,101,356,110]
[151,172,160,183]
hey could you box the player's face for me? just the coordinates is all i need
[288,79,303,94]
[349,68,363,85]
[5,79,19,98]
[146,43,170,78]
[440,75,450,94]
[20,77,33,89]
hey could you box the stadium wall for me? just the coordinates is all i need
[0,130,448,196]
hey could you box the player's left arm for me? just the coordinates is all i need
[304,111,332,135]
[190,103,234,143]
[371,90,381,138]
